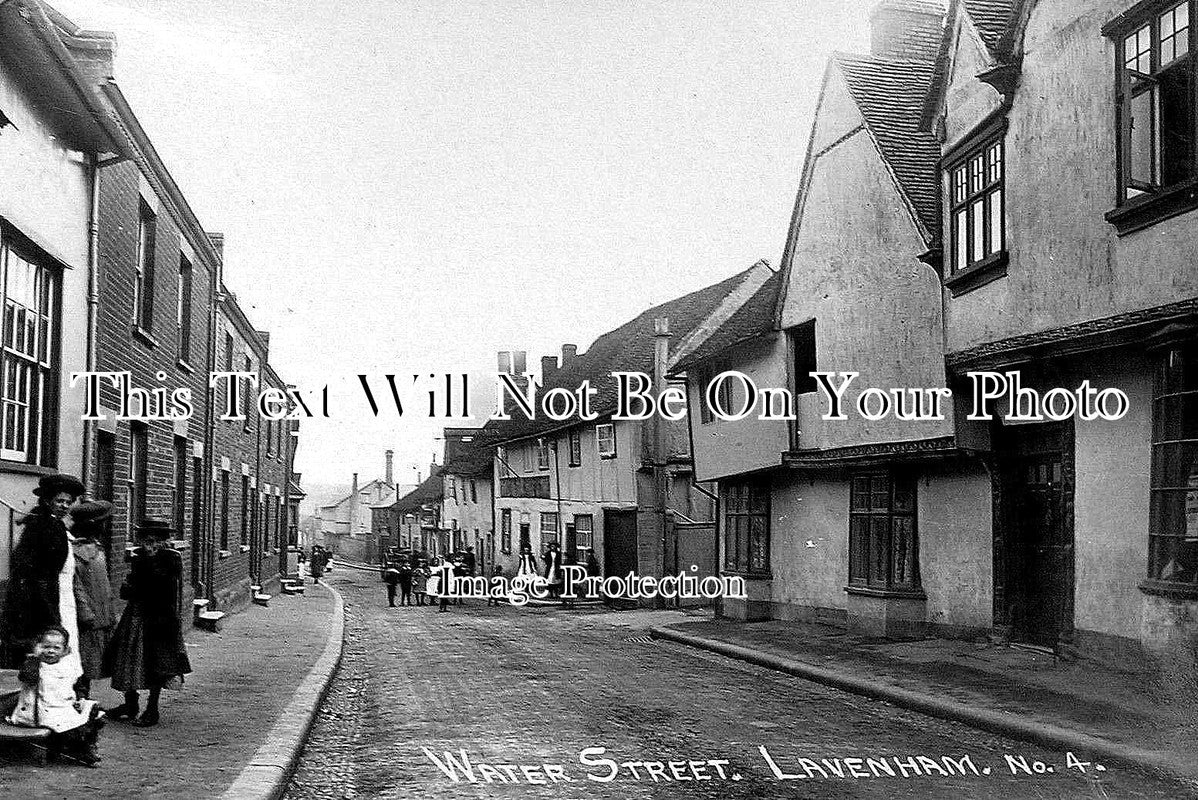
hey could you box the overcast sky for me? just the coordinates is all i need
[53,0,878,507]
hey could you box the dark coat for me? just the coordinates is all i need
[103,546,191,690]
[1,508,69,668]
[72,538,115,679]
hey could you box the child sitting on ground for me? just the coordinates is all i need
[7,625,104,766]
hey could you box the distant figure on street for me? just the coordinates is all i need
[398,559,413,606]
[543,542,564,600]
[412,560,429,606]
[462,546,477,577]
[516,544,537,580]
[487,563,505,606]
[434,558,455,612]
[383,561,401,607]
[69,501,117,700]
[310,546,327,584]
[104,520,192,728]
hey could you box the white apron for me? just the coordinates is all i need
[57,533,83,681]
[7,658,95,732]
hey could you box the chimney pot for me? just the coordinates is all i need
[561,344,578,364]
[385,450,394,484]
[540,355,558,377]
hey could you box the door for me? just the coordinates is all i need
[603,510,637,579]
[998,421,1074,648]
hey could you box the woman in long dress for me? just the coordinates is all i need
[1,473,86,675]
[104,519,192,728]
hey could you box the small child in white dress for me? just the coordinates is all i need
[7,625,104,766]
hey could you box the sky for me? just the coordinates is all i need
[52,0,879,508]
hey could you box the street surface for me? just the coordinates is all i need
[285,568,1194,800]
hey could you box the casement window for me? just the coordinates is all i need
[536,438,549,471]
[1107,1,1198,231]
[134,201,156,331]
[948,137,1005,275]
[220,470,230,551]
[848,472,920,591]
[130,423,148,527]
[596,423,616,458]
[568,429,582,467]
[0,241,59,465]
[540,511,559,547]
[173,436,187,537]
[177,255,193,363]
[574,514,594,551]
[501,509,512,554]
[723,479,770,574]
[1147,342,1198,591]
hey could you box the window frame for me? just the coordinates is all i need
[540,511,559,548]
[177,253,193,364]
[173,435,187,538]
[0,238,61,467]
[847,471,922,593]
[1144,341,1198,597]
[722,477,771,575]
[1105,0,1198,234]
[134,200,156,332]
[574,514,594,552]
[536,437,550,471]
[944,121,1009,293]
[500,508,512,554]
[596,423,617,459]
[568,428,582,467]
[130,423,149,528]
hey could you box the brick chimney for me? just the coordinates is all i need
[541,355,558,378]
[561,344,578,366]
[497,351,512,374]
[870,0,945,60]
[385,450,394,484]
[497,350,531,416]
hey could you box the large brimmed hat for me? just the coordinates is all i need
[135,519,176,541]
[33,474,85,499]
[70,500,113,526]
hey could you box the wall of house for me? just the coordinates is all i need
[687,336,790,482]
[781,85,952,450]
[917,461,993,635]
[947,0,1198,352]
[0,51,90,528]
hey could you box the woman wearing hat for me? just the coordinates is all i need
[103,519,192,727]
[1,474,86,671]
[70,501,116,700]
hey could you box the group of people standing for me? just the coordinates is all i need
[0,474,192,766]
[381,547,478,612]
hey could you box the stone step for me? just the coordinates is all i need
[196,610,226,633]
[252,593,272,607]
[281,581,305,595]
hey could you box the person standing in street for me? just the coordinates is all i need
[103,520,192,728]
[412,560,429,606]
[383,561,401,607]
[435,558,455,612]
[543,542,564,601]
[69,501,116,700]
[398,558,414,606]
[462,546,476,578]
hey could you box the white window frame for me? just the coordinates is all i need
[0,241,58,465]
[596,423,616,458]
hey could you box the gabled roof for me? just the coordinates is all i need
[670,269,784,373]
[962,0,1018,52]
[489,266,762,445]
[392,468,443,514]
[321,478,391,511]
[834,52,942,236]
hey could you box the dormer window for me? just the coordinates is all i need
[947,135,1005,276]
[1106,1,1198,233]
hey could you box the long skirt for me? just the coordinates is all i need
[77,625,112,680]
[104,607,191,691]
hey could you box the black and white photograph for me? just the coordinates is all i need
[0,0,1195,797]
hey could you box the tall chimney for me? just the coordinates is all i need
[497,351,513,375]
[561,344,578,365]
[385,450,394,484]
[541,355,558,378]
[512,351,527,375]
[869,1,945,60]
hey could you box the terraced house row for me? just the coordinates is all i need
[0,0,303,624]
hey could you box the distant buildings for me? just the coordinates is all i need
[317,450,398,562]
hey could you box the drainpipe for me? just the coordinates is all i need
[652,318,670,599]
[81,153,101,488]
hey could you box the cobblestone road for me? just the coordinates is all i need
[285,569,1194,800]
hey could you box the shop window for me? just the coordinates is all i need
[848,472,920,591]
[1148,343,1198,590]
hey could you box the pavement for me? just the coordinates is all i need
[283,568,1193,799]
[0,579,342,799]
[651,617,1198,789]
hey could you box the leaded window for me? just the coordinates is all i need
[849,472,919,591]
[723,479,769,574]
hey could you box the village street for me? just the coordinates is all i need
[284,568,1190,800]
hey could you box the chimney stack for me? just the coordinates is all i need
[207,232,225,262]
[385,450,394,484]
[561,344,578,365]
[497,351,512,374]
[541,355,558,378]
[512,351,527,375]
[869,0,944,60]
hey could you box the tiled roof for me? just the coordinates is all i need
[392,467,443,513]
[873,0,948,61]
[671,270,784,372]
[441,427,498,478]
[834,53,942,235]
[488,267,760,444]
[962,0,1017,51]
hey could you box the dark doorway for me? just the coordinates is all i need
[603,510,638,579]
[995,421,1074,649]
